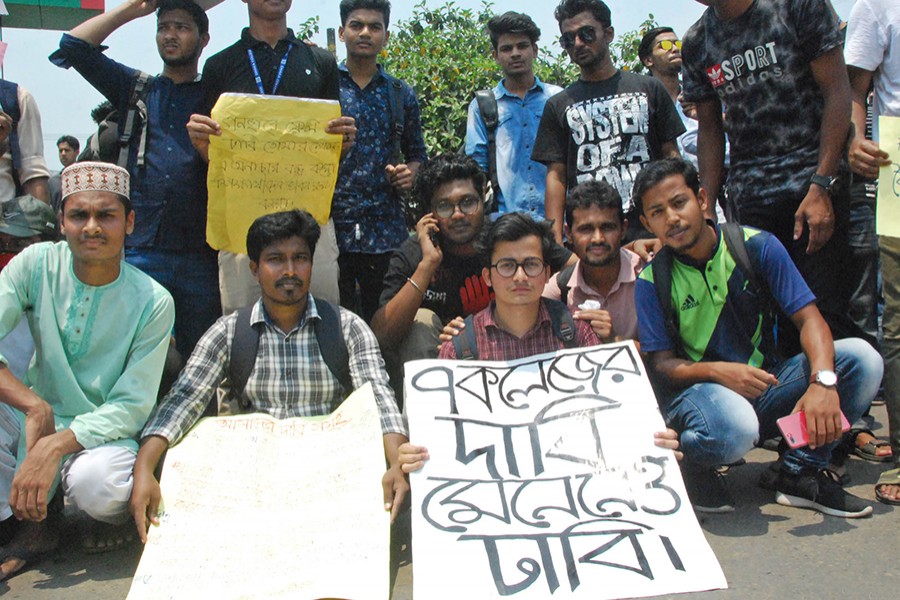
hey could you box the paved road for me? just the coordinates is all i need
[3,403,896,599]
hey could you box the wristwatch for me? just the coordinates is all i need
[809,173,838,195]
[810,369,838,388]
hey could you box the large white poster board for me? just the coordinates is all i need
[127,384,389,600]
[405,342,727,600]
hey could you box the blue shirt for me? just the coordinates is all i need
[636,226,815,367]
[333,63,427,254]
[465,77,562,217]
[50,34,209,252]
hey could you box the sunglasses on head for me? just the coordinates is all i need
[656,39,682,51]
[559,25,597,50]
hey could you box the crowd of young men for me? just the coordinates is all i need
[0,0,897,586]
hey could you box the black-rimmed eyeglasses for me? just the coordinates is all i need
[491,258,546,278]
[434,197,480,219]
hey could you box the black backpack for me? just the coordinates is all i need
[555,262,578,306]
[225,298,352,413]
[452,299,579,360]
[474,89,500,213]
[79,71,153,168]
[651,223,777,360]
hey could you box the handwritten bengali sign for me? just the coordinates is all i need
[405,342,727,600]
[206,93,342,255]
[127,384,389,600]
[877,116,900,238]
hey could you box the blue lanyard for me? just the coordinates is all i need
[247,44,292,95]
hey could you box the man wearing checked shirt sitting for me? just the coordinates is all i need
[129,209,409,542]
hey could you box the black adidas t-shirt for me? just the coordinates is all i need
[682,0,843,204]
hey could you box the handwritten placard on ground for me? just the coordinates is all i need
[127,384,389,600]
[206,93,341,255]
[405,342,727,600]
[876,115,900,238]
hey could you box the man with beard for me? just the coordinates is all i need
[50,0,223,358]
[533,0,684,243]
[542,180,643,342]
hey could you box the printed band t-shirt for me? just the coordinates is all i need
[531,70,684,211]
[682,0,842,204]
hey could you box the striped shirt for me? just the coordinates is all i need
[144,297,407,445]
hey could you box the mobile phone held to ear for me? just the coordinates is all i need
[776,411,851,449]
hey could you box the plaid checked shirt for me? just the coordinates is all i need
[143,297,407,445]
[439,299,600,360]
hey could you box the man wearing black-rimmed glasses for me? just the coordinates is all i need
[533,0,684,243]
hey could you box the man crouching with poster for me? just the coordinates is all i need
[398,212,680,471]
[130,209,409,541]
[633,158,881,517]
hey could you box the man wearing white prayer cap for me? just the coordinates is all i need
[0,161,174,580]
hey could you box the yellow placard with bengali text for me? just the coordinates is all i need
[876,115,900,238]
[206,93,342,255]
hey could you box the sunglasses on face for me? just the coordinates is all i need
[657,39,682,52]
[491,257,546,278]
[559,25,597,50]
[434,196,480,219]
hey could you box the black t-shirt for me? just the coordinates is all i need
[531,70,685,211]
[682,0,843,203]
[201,28,339,113]
[378,236,573,323]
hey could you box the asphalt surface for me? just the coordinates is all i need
[3,402,896,600]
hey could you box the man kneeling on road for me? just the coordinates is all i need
[634,158,881,517]
[399,212,679,470]
[0,162,175,579]
[130,209,409,541]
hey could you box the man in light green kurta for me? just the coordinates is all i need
[0,162,174,580]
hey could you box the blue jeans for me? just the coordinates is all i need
[662,338,882,474]
[125,248,221,357]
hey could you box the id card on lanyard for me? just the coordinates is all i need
[247,45,292,95]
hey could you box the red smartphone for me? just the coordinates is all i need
[776,411,851,449]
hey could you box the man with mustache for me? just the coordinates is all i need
[0,162,175,579]
[130,209,408,542]
[634,158,881,517]
[543,180,643,342]
[51,0,223,359]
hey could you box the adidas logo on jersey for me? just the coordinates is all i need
[681,295,700,311]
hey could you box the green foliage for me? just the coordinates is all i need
[381,1,499,155]
[610,14,658,73]
[380,1,656,155]
[295,15,321,42]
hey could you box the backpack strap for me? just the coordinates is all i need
[545,299,578,348]
[651,245,683,357]
[312,297,353,398]
[474,89,500,211]
[555,263,577,307]
[452,314,479,360]
[386,74,405,166]
[117,71,153,168]
[228,304,261,412]
[0,80,23,195]
[227,299,353,412]
[720,223,779,361]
